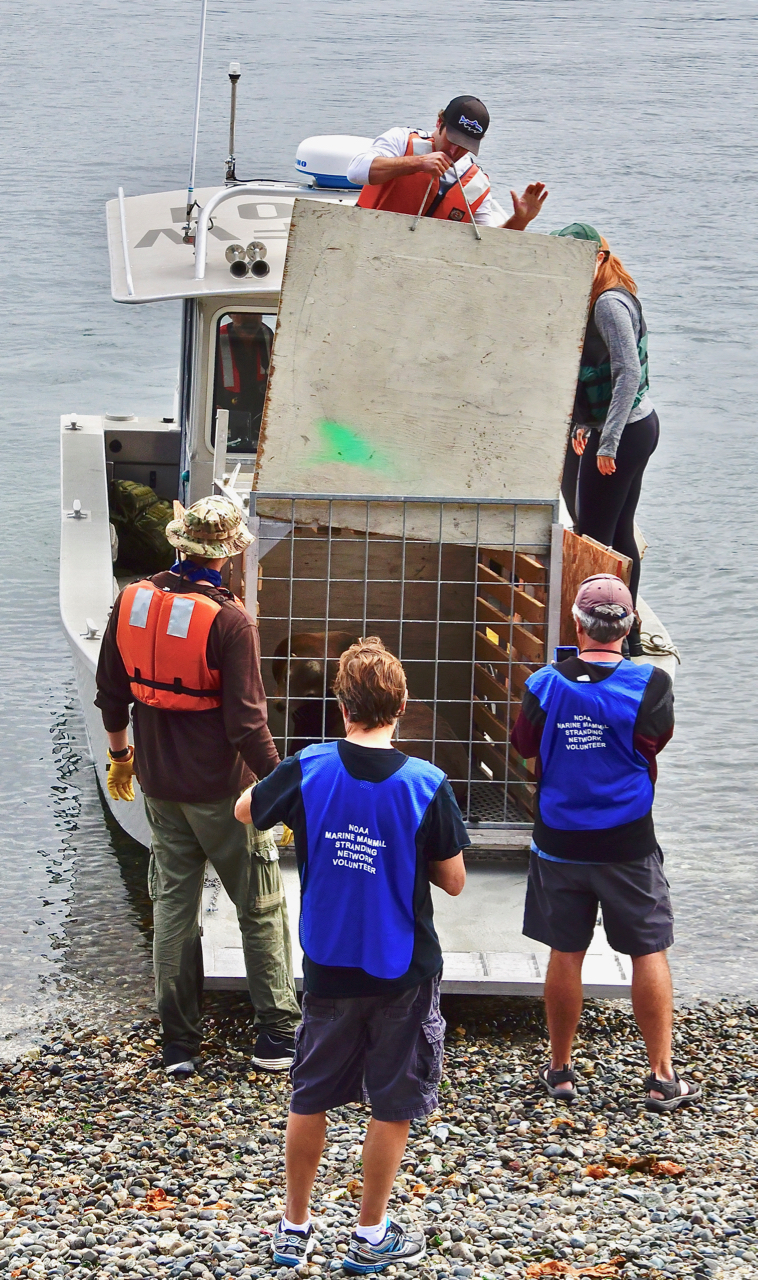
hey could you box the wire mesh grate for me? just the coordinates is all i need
[252,494,557,829]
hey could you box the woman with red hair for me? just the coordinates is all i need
[557,223,659,655]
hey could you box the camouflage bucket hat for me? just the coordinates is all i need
[165,495,254,558]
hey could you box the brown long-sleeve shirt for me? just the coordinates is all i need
[95,571,280,803]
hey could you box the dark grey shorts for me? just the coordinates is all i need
[523,848,674,956]
[290,975,445,1122]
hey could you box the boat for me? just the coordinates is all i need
[60,62,678,1000]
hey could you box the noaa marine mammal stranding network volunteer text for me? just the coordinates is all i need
[324,823,387,873]
[557,714,609,750]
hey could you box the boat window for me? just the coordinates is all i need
[211,311,275,455]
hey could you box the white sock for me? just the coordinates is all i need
[281,1214,311,1234]
[355,1218,388,1245]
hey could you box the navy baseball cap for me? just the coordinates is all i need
[442,95,490,154]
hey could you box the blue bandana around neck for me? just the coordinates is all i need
[170,559,224,588]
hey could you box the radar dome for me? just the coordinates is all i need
[295,135,372,189]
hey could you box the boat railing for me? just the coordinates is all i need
[193,180,343,280]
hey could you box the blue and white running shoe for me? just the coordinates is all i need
[271,1220,315,1266]
[343,1220,426,1274]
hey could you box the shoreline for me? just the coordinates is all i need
[0,996,755,1280]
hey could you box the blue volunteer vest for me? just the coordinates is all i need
[527,661,655,831]
[298,741,444,979]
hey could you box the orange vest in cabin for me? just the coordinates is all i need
[356,132,491,223]
[116,580,237,712]
[218,321,271,393]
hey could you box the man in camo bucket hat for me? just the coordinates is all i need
[165,494,254,558]
[95,495,301,1077]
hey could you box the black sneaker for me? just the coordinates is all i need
[251,1030,296,1071]
[272,1220,315,1266]
[344,1221,426,1274]
[163,1042,197,1078]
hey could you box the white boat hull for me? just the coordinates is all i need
[62,414,682,997]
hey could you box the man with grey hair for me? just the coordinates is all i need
[511,574,701,1112]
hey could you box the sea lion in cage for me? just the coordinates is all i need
[271,630,470,800]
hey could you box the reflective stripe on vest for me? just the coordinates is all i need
[356,131,490,223]
[527,661,656,832]
[297,741,444,979]
[116,580,223,711]
[575,289,650,424]
[218,323,240,392]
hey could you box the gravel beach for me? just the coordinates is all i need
[0,995,755,1280]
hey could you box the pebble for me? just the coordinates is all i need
[0,996,755,1280]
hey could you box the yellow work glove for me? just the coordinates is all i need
[280,824,295,846]
[107,747,136,801]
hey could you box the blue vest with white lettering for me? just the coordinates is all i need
[527,661,655,831]
[298,741,444,978]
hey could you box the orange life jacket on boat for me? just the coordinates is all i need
[218,320,271,393]
[356,132,491,222]
[116,580,241,712]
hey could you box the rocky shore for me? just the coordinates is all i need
[0,996,755,1280]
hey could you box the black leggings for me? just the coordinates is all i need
[563,410,659,603]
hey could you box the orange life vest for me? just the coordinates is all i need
[218,321,272,393]
[116,580,233,712]
[356,132,491,223]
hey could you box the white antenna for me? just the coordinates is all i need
[183,0,210,244]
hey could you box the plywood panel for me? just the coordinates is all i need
[560,529,633,647]
[255,201,595,503]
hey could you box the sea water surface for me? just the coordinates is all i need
[1,0,756,1045]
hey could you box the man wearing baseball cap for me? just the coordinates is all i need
[511,575,702,1113]
[347,95,547,229]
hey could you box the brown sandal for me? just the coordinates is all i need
[644,1070,702,1113]
[539,1062,578,1101]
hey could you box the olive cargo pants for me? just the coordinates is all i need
[144,795,301,1052]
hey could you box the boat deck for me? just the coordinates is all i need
[201,842,632,998]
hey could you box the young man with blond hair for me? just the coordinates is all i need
[236,637,468,1273]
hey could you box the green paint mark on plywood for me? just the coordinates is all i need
[315,419,391,472]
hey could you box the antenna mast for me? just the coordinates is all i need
[226,62,241,183]
[182,0,209,244]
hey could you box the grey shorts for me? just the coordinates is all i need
[523,847,674,956]
[290,975,445,1122]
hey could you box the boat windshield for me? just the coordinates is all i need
[211,311,275,454]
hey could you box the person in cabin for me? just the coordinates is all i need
[94,496,301,1077]
[212,311,274,453]
[555,223,659,655]
[235,637,468,1273]
[347,95,547,230]
[511,574,702,1114]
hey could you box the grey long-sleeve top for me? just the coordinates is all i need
[578,289,654,458]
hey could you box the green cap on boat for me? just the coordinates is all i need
[549,222,602,243]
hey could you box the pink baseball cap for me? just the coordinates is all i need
[574,574,634,619]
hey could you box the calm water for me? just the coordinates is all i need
[1,0,756,1046]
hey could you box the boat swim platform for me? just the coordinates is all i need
[200,845,632,999]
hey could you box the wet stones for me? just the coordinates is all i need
[0,998,755,1278]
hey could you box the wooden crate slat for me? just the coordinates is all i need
[473,703,538,781]
[474,665,521,726]
[476,562,546,624]
[474,631,533,698]
[478,546,546,585]
[473,698,508,744]
[476,597,545,663]
[472,731,537,812]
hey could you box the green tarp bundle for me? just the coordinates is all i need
[110,480,174,573]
